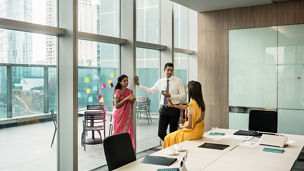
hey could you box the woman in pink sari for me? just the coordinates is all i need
[112,74,136,149]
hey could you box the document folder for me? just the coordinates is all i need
[141,156,177,166]
[233,130,261,137]
[198,143,229,150]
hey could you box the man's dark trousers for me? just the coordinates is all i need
[158,105,180,140]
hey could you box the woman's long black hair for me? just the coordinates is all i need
[114,74,128,91]
[188,81,205,112]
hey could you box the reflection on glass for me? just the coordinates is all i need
[136,0,160,44]
[136,47,160,152]
[278,24,304,109]
[174,3,188,49]
[78,0,120,37]
[229,27,277,108]
[0,66,7,118]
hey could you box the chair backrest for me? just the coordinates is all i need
[136,96,147,103]
[103,133,136,171]
[249,110,278,133]
[87,104,104,110]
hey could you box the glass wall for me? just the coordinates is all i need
[77,0,120,169]
[174,52,188,94]
[0,0,57,26]
[136,0,160,44]
[0,66,7,118]
[136,0,161,152]
[229,24,304,135]
[12,66,45,116]
[78,0,120,37]
[0,0,196,169]
[173,3,189,100]
[136,47,160,152]
[229,27,277,108]
[0,0,58,170]
[173,3,188,49]
[277,24,304,135]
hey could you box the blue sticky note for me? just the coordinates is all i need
[88,96,93,102]
[78,92,81,98]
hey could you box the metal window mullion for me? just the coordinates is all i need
[7,66,12,118]
[78,32,127,45]
[0,18,66,36]
[174,48,195,55]
[136,41,166,50]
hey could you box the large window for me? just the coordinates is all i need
[135,0,161,153]
[0,0,57,26]
[173,3,188,49]
[78,0,120,37]
[0,0,57,170]
[136,0,160,44]
[0,0,197,169]
[174,52,188,89]
[77,0,120,169]
[173,3,189,95]
[78,40,120,111]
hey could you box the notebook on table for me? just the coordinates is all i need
[259,134,287,148]
[141,156,177,166]
[233,130,261,137]
[198,143,229,150]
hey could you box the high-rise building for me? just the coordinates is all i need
[46,0,56,64]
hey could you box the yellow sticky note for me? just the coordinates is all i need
[85,77,89,83]
[86,88,91,94]
[108,80,112,84]
[110,72,115,78]
[99,97,104,103]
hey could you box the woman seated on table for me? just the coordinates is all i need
[163,80,206,149]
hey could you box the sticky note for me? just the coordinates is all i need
[108,80,112,84]
[110,82,114,88]
[99,97,104,103]
[78,92,81,98]
[86,88,91,94]
[84,77,89,83]
[98,95,101,100]
[102,83,106,88]
[88,96,93,102]
[110,72,115,78]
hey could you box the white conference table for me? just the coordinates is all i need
[115,129,304,171]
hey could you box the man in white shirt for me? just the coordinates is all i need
[134,63,186,140]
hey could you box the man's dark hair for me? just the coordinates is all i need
[164,62,174,70]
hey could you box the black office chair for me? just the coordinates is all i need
[249,110,278,133]
[103,133,136,171]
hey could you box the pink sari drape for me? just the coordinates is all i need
[112,88,135,149]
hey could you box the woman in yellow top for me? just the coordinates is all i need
[163,81,205,148]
